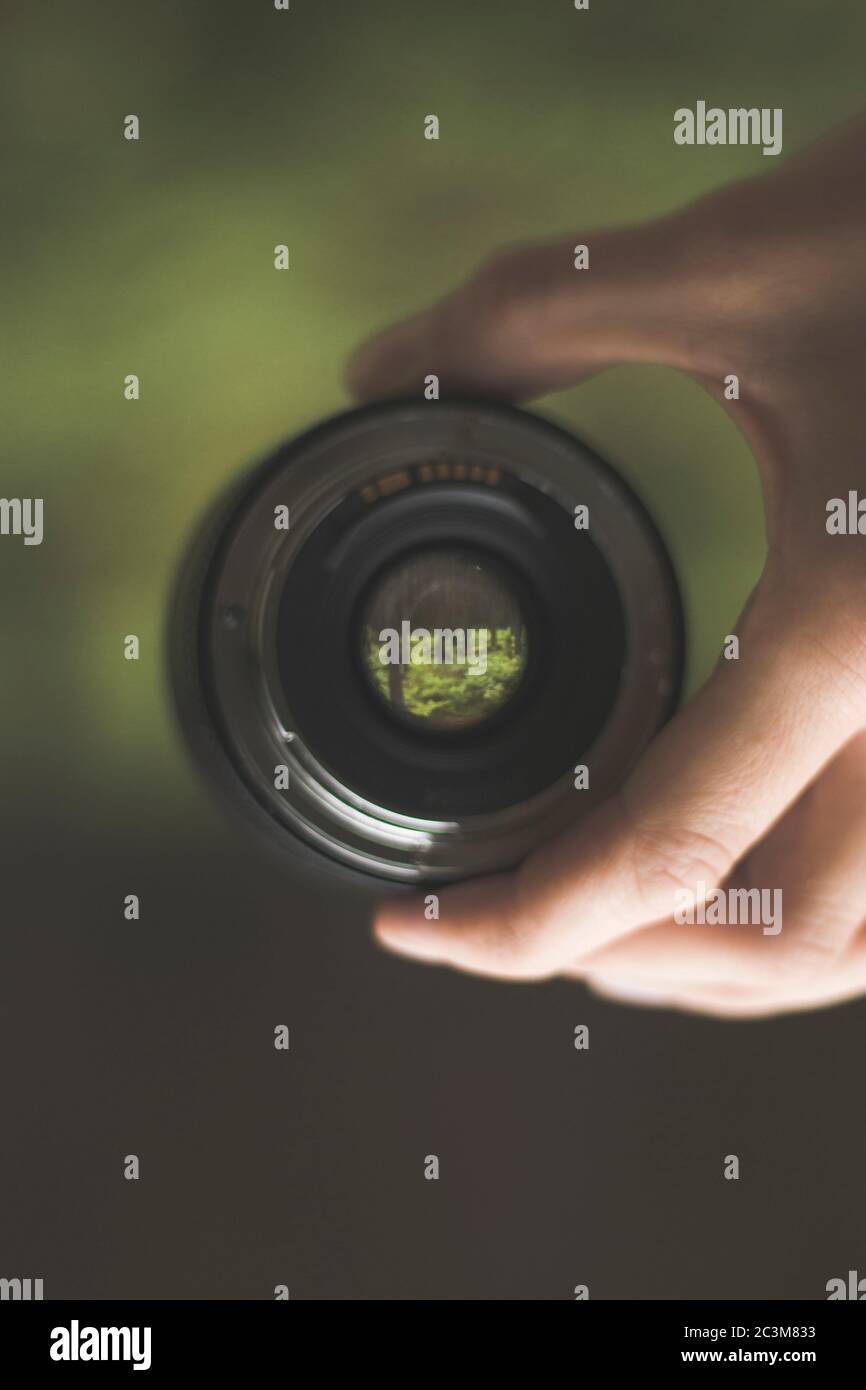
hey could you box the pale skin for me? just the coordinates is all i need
[345,115,866,1018]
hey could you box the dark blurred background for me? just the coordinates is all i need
[1,0,864,1298]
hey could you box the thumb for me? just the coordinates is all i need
[372,585,862,979]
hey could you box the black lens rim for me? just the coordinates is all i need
[275,473,626,817]
[178,397,686,884]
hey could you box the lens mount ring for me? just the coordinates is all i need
[196,400,684,883]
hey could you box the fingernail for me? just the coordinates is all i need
[375,924,444,962]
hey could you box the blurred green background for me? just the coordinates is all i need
[3,0,866,838]
[5,0,866,1305]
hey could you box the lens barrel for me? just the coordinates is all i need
[170,400,684,884]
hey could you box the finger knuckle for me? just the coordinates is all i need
[777,911,851,979]
[469,245,543,330]
[630,819,739,916]
[496,920,553,979]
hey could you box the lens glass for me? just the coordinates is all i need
[358,547,529,732]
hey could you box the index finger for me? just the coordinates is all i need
[345,220,703,404]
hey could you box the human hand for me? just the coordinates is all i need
[345,115,866,1016]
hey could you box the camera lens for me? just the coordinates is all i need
[170,400,684,885]
[357,546,529,733]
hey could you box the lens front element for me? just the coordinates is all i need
[358,547,529,733]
